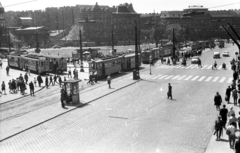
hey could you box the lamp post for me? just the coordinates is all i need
[7,27,11,54]
[149,55,152,75]
[79,18,96,72]
[35,27,40,53]
[134,20,140,80]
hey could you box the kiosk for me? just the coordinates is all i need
[62,80,81,104]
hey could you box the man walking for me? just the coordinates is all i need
[1,81,6,95]
[49,76,53,86]
[24,72,28,84]
[232,88,238,105]
[6,65,9,76]
[219,105,228,128]
[225,86,232,104]
[58,76,62,87]
[107,75,112,89]
[53,75,58,85]
[214,92,222,110]
[29,81,34,96]
[60,88,66,108]
[198,58,202,67]
[227,122,238,149]
[37,74,43,87]
[68,68,72,78]
[214,115,224,141]
[167,83,172,99]
[45,76,49,89]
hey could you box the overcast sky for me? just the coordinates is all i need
[1,0,240,13]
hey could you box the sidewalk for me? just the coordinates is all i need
[0,75,138,141]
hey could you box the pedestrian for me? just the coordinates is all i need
[29,81,34,96]
[68,68,72,78]
[227,122,238,149]
[60,88,66,108]
[8,80,12,93]
[49,76,53,86]
[228,106,235,117]
[59,76,62,87]
[19,74,24,82]
[167,83,172,99]
[1,81,6,95]
[94,71,98,83]
[214,115,224,141]
[24,73,28,84]
[219,105,228,128]
[214,92,222,110]
[198,59,202,67]
[229,114,238,128]
[37,74,43,87]
[64,77,66,82]
[11,79,16,93]
[226,86,232,104]
[53,75,58,85]
[0,59,2,68]
[6,65,9,76]
[34,77,37,87]
[234,136,240,153]
[167,58,170,65]
[107,75,111,89]
[45,76,49,89]
[233,88,238,105]
[233,71,238,81]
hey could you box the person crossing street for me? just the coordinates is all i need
[167,83,172,99]
[214,92,222,111]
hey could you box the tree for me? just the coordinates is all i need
[165,24,185,44]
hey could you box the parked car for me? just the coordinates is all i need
[191,56,200,64]
[52,45,61,49]
[213,52,220,58]
[222,51,229,57]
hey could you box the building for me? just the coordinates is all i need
[79,2,140,46]
[0,2,7,48]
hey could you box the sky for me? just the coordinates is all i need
[1,0,240,13]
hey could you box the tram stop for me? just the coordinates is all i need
[62,80,81,105]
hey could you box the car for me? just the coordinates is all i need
[52,45,61,49]
[213,52,220,58]
[191,56,200,64]
[222,51,229,57]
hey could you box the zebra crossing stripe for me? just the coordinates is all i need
[212,77,219,82]
[227,77,233,83]
[206,65,212,69]
[173,65,181,69]
[152,75,162,79]
[140,75,149,78]
[219,77,226,82]
[184,75,193,80]
[158,75,168,79]
[191,76,199,81]
[177,75,186,80]
[185,65,195,69]
[165,75,174,79]
[171,75,180,80]
[201,65,208,69]
[190,65,198,69]
[218,65,222,69]
[198,76,206,81]
[144,75,153,79]
[205,76,212,81]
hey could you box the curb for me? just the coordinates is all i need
[0,79,140,142]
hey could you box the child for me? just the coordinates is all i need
[34,77,37,87]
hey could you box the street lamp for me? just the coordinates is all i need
[7,27,11,54]
[78,18,96,72]
[133,20,140,80]
[149,55,152,75]
[35,27,40,53]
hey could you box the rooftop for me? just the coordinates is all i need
[19,17,32,20]
[16,26,44,31]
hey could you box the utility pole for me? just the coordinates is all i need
[62,8,66,45]
[111,15,114,51]
[8,28,11,54]
[134,20,140,80]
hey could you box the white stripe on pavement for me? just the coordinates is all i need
[201,65,208,69]
[227,77,233,83]
[205,76,212,81]
[171,75,180,80]
[212,77,219,82]
[198,76,206,81]
[206,65,213,69]
[165,75,174,79]
[152,75,162,79]
[190,65,198,69]
[191,76,199,81]
[173,65,182,69]
[217,65,222,69]
[219,77,226,83]
[144,75,153,79]
[185,65,195,69]
[184,76,193,80]
[158,75,168,79]
[177,75,186,80]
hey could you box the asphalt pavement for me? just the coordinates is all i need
[0,43,239,153]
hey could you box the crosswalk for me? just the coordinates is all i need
[136,74,233,84]
[153,64,231,70]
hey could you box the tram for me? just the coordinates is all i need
[72,48,100,60]
[122,53,141,71]
[141,48,159,64]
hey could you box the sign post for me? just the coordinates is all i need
[149,55,152,75]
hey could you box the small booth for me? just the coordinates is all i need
[62,80,81,105]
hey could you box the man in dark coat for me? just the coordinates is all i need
[233,71,238,81]
[214,92,222,110]
[24,73,28,84]
[6,65,9,76]
[219,105,228,128]
[29,81,34,96]
[58,76,62,87]
[60,88,66,108]
[49,76,53,86]
[167,83,172,99]
[37,74,43,87]
[214,115,224,141]
[225,86,232,104]
[53,75,58,85]
[45,76,49,89]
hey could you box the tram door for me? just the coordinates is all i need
[45,60,49,72]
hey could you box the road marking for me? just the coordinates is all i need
[165,75,174,79]
[201,65,208,69]
[217,65,222,69]
[206,65,212,69]
[190,65,198,69]
[205,76,212,81]
[227,77,233,83]
[219,77,226,83]
[144,75,153,79]
[184,75,193,80]
[198,76,206,81]
[191,76,199,81]
[212,77,219,82]
[173,65,181,69]
[185,65,195,69]
[140,75,148,78]
[152,75,162,79]
[158,75,168,79]
[171,75,180,80]
[177,75,186,80]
